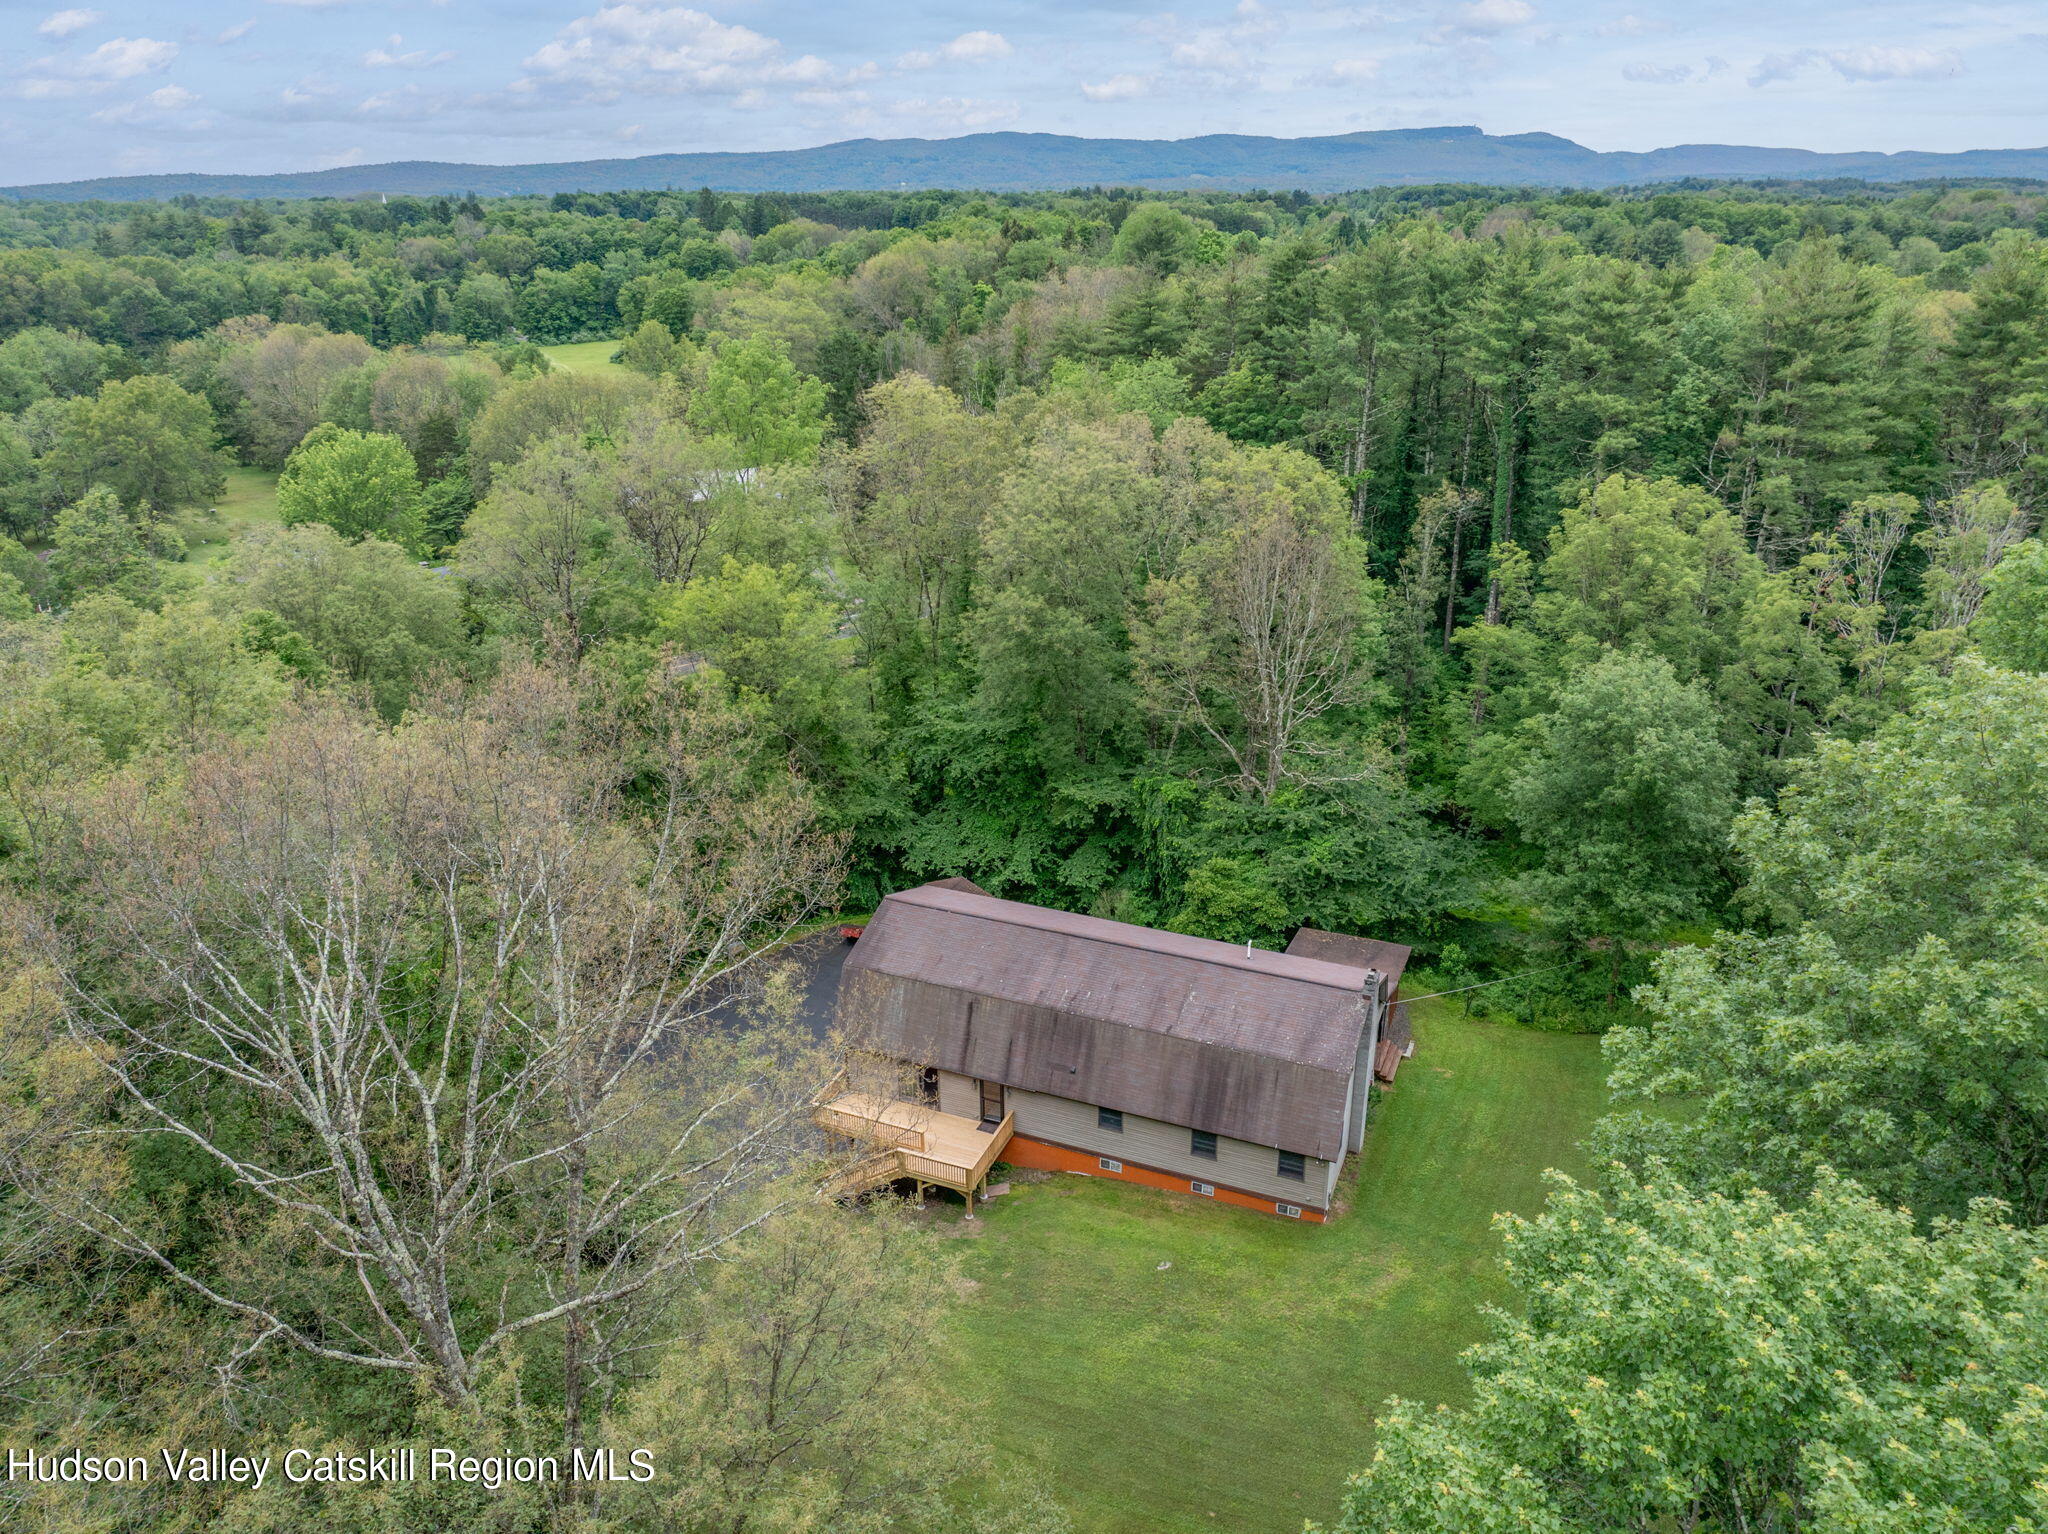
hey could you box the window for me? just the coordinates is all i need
[1190,1129,1217,1160]
[1098,1106,1124,1132]
[1190,1180,1216,1197]
[1276,1202,1303,1219]
[1277,1151,1306,1181]
[1099,1157,1123,1173]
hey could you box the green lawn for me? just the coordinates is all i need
[944,1002,1608,1534]
[182,465,281,563]
[539,339,625,373]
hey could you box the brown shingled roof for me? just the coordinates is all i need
[1286,928,1413,995]
[868,885,1371,1070]
[839,884,1379,1160]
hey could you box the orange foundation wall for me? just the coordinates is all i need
[1000,1134,1328,1223]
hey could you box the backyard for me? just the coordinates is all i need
[181,465,281,562]
[945,1000,1608,1534]
[538,338,626,372]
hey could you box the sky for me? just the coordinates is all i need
[2,0,2045,184]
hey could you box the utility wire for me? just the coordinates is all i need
[1398,961,1581,1005]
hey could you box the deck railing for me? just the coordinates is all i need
[816,1098,927,1153]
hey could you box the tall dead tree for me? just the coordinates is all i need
[11,663,842,1414]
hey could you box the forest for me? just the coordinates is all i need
[0,173,2045,1532]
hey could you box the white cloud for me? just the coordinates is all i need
[1751,45,1964,87]
[1168,33,1239,68]
[14,34,178,97]
[1310,56,1384,84]
[89,83,200,123]
[364,35,454,68]
[356,85,453,118]
[1443,0,1534,35]
[1081,72,1155,101]
[1826,45,1963,82]
[217,18,256,42]
[1134,0,1283,74]
[520,4,854,97]
[1622,61,1695,84]
[898,30,1013,69]
[317,146,368,168]
[945,29,1012,62]
[38,9,102,39]
[884,94,1020,128]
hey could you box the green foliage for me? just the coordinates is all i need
[276,424,427,551]
[1605,660,2048,1221]
[658,559,865,775]
[1322,1172,2048,1534]
[447,270,517,339]
[43,373,228,518]
[1507,650,1737,946]
[44,593,287,754]
[216,523,467,717]
[588,1204,1067,1534]
[0,325,117,411]
[236,607,328,684]
[611,317,688,377]
[465,367,657,489]
[1529,474,1758,673]
[8,177,2048,1534]
[686,336,828,465]
[456,432,654,653]
[1110,203,1202,274]
[1194,360,1296,444]
[1973,534,2048,669]
[48,486,164,606]
[1165,855,1290,946]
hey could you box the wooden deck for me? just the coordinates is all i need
[816,1090,1015,1214]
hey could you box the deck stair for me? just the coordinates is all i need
[814,1086,1015,1217]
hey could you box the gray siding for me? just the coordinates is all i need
[1006,1085,1334,1209]
[935,1068,980,1122]
[1345,998,1378,1154]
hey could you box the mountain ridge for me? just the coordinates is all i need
[9,126,2048,202]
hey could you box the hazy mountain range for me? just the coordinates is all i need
[8,125,2048,202]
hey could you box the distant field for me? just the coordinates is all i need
[944,1002,1608,1534]
[183,466,281,563]
[540,339,625,373]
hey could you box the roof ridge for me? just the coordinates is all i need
[890,885,1373,994]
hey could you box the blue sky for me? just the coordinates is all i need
[3,0,2045,184]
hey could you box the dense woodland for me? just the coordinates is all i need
[1,176,2046,1532]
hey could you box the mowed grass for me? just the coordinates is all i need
[539,339,624,373]
[944,1002,1608,1534]
[182,465,281,563]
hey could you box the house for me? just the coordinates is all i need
[820,879,1408,1223]
[1285,926,1414,1083]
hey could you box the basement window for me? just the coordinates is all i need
[1276,1203,1303,1219]
[1191,1180,1216,1197]
[1190,1129,1217,1160]
[1099,1157,1123,1173]
[1277,1151,1306,1181]
[1098,1107,1124,1132]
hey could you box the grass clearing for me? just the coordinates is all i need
[540,339,625,373]
[943,1001,1608,1534]
[182,465,281,563]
